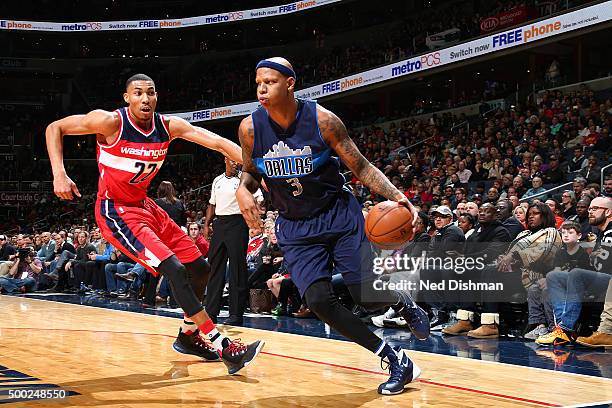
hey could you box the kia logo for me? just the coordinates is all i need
[480,17,499,32]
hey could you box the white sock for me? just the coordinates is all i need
[181,316,196,335]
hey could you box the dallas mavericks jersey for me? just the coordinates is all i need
[251,99,345,219]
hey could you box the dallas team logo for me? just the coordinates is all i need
[262,141,313,178]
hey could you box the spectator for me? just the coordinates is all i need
[456,160,472,183]
[545,199,565,229]
[64,231,98,292]
[187,222,209,257]
[513,176,527,198]
[36,231,56,264]
[155,181,187,228]
[567,198,597,241]
[44,231,76,290]
[538,197,612,346]
[604,175,612,198]
[542,155,565,184]
[576,279,612,347]
[567,147,588,173]
[422,205,465,327]
[579,155,602,184]
[457,214,477,239]
[573,177,587,199]
[496,199,524,240]
[486,187,500,204]
[523,221,590,340]
[115,263,147,300]
[560,191,577,218]
[0,234,17,276]
[442,203,510,336]
[103,245,134,297]
[488,158,503,180]
[465,202,561,338]
[522,177,547,203]
[0,249,41,294]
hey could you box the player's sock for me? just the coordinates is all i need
[199,319,228,354]
[181,316,196,335]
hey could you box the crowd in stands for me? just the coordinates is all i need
[1,80,611,348]
[3,0,594,112]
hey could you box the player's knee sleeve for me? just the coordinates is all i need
[304,280,337,322]
[157,255,203,317]
[184,257,210,301]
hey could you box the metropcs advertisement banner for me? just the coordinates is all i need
[0,0,339,31]
[170,0,612,123]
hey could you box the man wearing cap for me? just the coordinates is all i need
[543,155,565,184]
[422,205,465,328]
[427,206,465,257]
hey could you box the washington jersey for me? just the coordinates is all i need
[96,107,170,202]
[251,98,345,219]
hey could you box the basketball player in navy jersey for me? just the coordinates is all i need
[46,74,263,375]
[236,58,430,395]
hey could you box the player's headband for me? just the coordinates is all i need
[255,60,296,79]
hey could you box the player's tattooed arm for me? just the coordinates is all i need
[319,106,418,221]
[319,106,401,200]
[237,117,262,193]
[236,117,264,231]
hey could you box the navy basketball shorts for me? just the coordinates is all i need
[275,192,374,297]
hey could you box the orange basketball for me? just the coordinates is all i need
[365,201,413,250]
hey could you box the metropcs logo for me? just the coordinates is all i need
[390,51,441,77]
[492,20,561,47]
[279,1,316,13]
[61,22,101,30]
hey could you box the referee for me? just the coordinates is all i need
[204,157,261,326]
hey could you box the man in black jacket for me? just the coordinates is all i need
[422,205,465,328]
[543,155,565,184]
[496,199,524,240]
[442,203,511,335]
[427,206,465,258]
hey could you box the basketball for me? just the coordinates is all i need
[365,201,413,250]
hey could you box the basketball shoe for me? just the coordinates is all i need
[378,347,421,395]
[173,329,221,361]
[221,338,265,375]
[394,291,430,340]
[535,325,573,346]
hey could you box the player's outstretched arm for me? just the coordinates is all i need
[46,109,119,200]
[166,116,242,163]
[318,105,418,222]
[236,117,263,231]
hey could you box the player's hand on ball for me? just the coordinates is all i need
[396,196,418,227]
[53,174,81,200]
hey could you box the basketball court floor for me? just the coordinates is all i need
[1,294,611,407]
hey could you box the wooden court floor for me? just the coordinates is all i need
[0,296,611,407]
